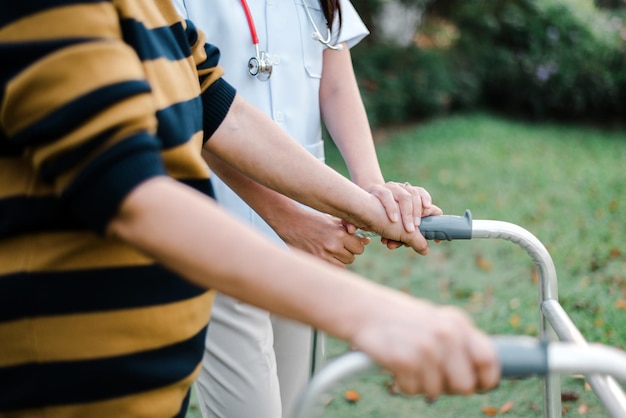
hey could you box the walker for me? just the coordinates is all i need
[295,211,626,418]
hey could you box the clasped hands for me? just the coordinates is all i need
[359,180,443,251]
[280,181,442,268]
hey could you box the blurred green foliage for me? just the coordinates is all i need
[351,0,626,127]
[352,46,475,127]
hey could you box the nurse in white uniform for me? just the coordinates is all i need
[173,0,437,416]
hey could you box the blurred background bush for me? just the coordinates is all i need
[349,0,626,128]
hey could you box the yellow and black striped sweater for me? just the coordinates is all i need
[0,1,236,417]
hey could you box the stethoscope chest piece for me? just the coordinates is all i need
[241,0,339,82]
[248,51,272,81]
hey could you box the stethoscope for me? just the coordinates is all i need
[241,0,343,81]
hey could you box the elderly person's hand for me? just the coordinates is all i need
[349,290,500,398]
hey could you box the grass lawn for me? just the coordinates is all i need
[187,112,625,417]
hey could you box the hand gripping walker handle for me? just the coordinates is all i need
[293,335,549,418]
[355,209,473,240]
[419,209,472,240]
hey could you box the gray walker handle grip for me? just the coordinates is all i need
[355,209,473,240]
[420,209,472,240]
[493,335,548,377]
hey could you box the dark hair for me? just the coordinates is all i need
[321,0,342,31]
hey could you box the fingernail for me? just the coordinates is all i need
[414,217,421,227]
[391,213,399,222]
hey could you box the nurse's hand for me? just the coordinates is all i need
[272,209,370,268]
[366,182,443,250]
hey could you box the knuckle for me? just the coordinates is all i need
[450,376,476,395]
[397,379,420,396]
[425,384,443,399]
[441,305,469,320]
[418,243,430,255]
[417,338,439,362]
[433,324,455,344]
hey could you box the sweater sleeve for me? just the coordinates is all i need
[0,3,167,234]
[179,17,237,142]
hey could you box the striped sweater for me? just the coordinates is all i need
[0,1,236,417]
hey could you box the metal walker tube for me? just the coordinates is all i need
[294,215,626,418]
[471,220,561,418]
[472,220,626,418]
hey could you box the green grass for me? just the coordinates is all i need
[320,112,626,417]
[187,112,625,417]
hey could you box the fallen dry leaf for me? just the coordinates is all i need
[615,299,626,310]
[561,390,580,402]
[475,254,493,271]
[484,285,494,305]
[439,278,451,299]
[343,389,360,403]
[482,406,498,416]
[509,313,520,328]
[499,400,514,413]
[531,268,538,285]
[578,403,589,414]
[595,208,604,220]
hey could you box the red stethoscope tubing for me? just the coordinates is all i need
[240,0,259,45]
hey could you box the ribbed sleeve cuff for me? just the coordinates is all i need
[201,78,236,143]
[63,133,167,235]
